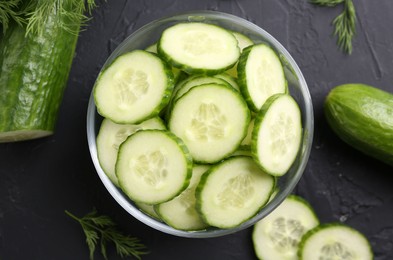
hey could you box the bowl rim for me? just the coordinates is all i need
[87,10,314,238]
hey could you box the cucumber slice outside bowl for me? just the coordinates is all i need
[86,10,313,238]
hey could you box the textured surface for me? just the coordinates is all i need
[0,7,80,137]
[1,0,393,259]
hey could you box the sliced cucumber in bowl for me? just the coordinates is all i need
[155,164,211,231]
[196,156,275,228]
[168,83,251,164]
[238,43,287,112]
[116,129,193,205]
[88,11,312,237]
[158,22,240,75]
[251,94,303,176]
[94,50,174,124]
[96,117,166,186]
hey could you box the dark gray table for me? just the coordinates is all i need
[1,0,392,259]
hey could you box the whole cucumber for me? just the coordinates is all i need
[0,5,81,143]
[324,83,393,166]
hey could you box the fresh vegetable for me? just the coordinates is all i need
[0,0,95,143]
[95,22,304,231]
[252,195,319,260]
[173,75,232,101]
[237,43,287,112]
[168,83,251,163]
[251,94,302,176]
[116,129,192,205]
[298,223,373,260]
[309,0,356,54]
[251,194,373,259]
[240,117,255,149]
[213,73,240,91]
[171,75,234,103]
[65,209,149,260]
[96,117,166,186]
[157,22,240,75]
[144,43,183,83]
[156,164,210,231]
[225,31,254,78]
[134,202,161,220]
[196,156,275,228]
[325,83,393,166]
[163,74,237,121]
[94,50,174,124]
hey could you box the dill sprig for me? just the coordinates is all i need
[0,0,96,35]
[66,209,149,260]
[332,0,356,54]
[310,0,357,54]
[309,0,344,7]
[0,0,24,32]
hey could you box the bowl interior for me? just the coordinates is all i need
[87,10,314,238]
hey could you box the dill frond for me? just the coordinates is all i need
[310,0,356,54]
[66,209,149,260]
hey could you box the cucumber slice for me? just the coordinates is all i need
[96,117,166,186]
[116,129,192,204]
[162,76,190,121]
[233,31,254,50]
[240,117,255,148]
[173,75,234,102]
[94,50,174,124]
[252,195,319,260]
[156,164,210,231]
[226,31,254,78]
[238,43,286,111]
[196,156,275,228]
[230,149,252,157]
[134,201,161,220]
[145,43,157,53]
[214,73,240,91]
[145,42,183,83]
[252,94,302,176]
[158,22,240,75]
[298,223,373,260]
[169,83,251,163]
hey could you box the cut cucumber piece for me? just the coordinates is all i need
[253,195,319,260]
[134,201,161,220]
[252,94,302,176]
[240,117,255,148]
[145,43,157,53]
[230,149,252,157]
[196,156,275,228]
[214,73,240,91]
[298,223,373,260]
[96,117,166,186]
[166,74,238,120]
[158,22,240,75]
[145,42,183,83]
[116,129,192,204]
[156,164,210,231]
[173,75,234,102]
[233,31,254,50]
[226,31,254,78]
[94,50,174,124]
[238,43,286,111]
[169,83,251,163]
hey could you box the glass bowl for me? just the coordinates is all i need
[87,10,313,238]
